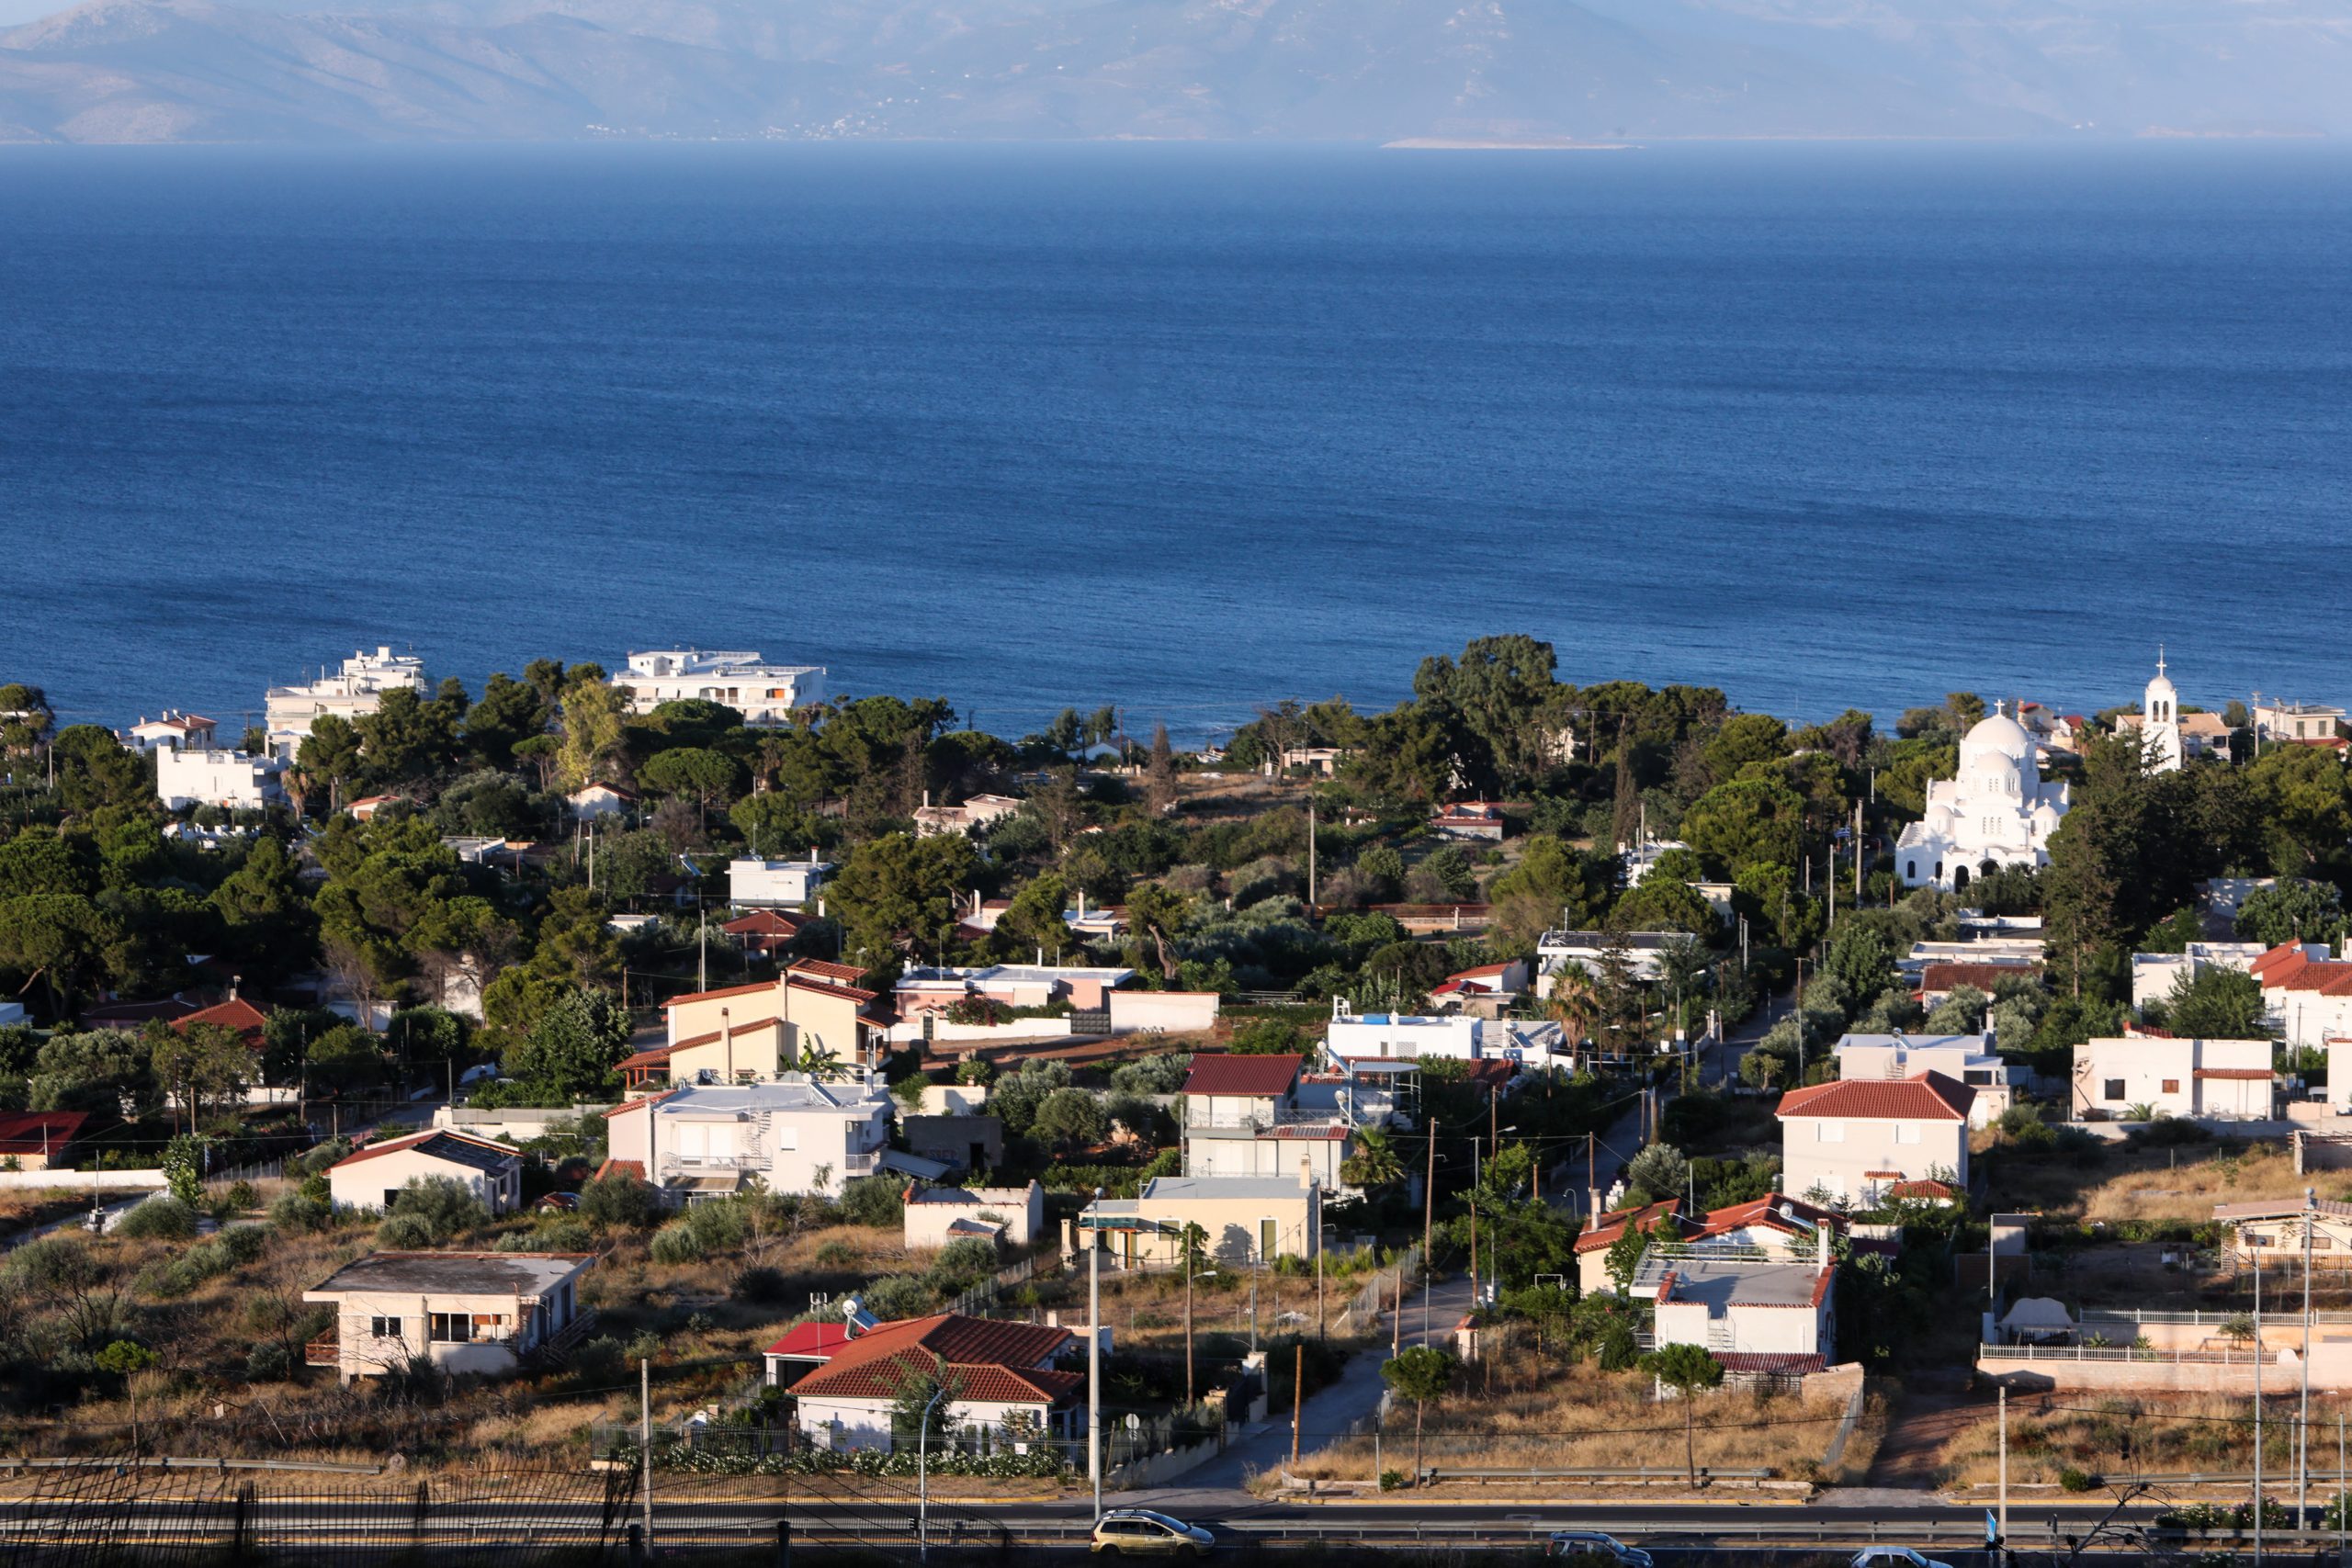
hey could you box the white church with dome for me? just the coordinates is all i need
[1894,703,2071,892]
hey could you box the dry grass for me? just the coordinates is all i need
[1030,1261,1383,1353]
[1279,1329,1848,1484]
[1936,1389,2352,1487]
[0,1186,98,1232]
[1984,1140,2314,1224]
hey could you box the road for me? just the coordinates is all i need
[1173,1268,1477,1491]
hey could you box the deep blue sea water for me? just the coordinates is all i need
[4,142,2349,742]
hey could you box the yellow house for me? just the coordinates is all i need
[1078,1172,1321,1269]
[629,971,879,1087]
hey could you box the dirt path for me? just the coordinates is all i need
[1863,1380,1996,1491]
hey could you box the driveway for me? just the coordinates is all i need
[1144,1268,1477,1495]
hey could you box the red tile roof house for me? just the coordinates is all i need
[172,998,269,1050]
[1645,1230,1839,1382]
[763,1313,1082,1453]
[1572,1199,1688,1294]
[1180,1052,1361,1190]
[325,1129,526,1216]
[1776,1072,1975,1208]
[1915,960,2040,1008]
[723,909,808,959]
[0,1111,89,1172]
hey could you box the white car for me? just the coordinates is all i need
[1851,1550,1954,1568]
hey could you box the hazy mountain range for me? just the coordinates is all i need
[1,0,2346,144]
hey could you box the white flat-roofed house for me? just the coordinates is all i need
[1831,1032,2021,1127]
[1536,930,1683,987]
[123,710,218,753]
[1325,1008,1484,1065]
[892,964,1135,1017]
[729,852,833,908]
[2132,942,2269,1011]
[903,1180,1046,1250]
[2256,698,2346,747]
[1776,1072,1975,1207]
[303,1250,594,1384]
[1638,1229,1838,1381]
[614,651,826,726]
[157,747,286,810]
[2070,1035,2273,1121]
[1432,801,1506,841]
[326,1129,525,1215]
[912,792,1026,838]
[602,1077,897,1203]
[264,646,425,759]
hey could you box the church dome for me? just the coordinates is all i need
[1959,705,2035,798]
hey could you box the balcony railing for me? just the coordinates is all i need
[304,1333,339,1367]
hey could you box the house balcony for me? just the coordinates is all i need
[304,1331,339,1368]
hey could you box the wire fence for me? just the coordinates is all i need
[0,1458,1017,1565]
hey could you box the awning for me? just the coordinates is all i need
[877,1148,953,1181]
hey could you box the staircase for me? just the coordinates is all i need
[529,1308,602,1371]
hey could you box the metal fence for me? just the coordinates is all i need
[1333,1244,1421,1337]
[944,1251,1054,1319]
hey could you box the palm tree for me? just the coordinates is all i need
[280,766,312,821]
[795,1037,847,1081]
[1545,968,1601,1045]
[1340,1126,1405,1191]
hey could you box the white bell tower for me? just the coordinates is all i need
[2143,647,2183,773]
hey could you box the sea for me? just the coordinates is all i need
[4,141,2349,744]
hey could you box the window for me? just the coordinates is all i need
[1259,1219,1277,1260]
[428,1313,469,1343]
[368,1315,403,1340]
[1905,861,1917,881]
[472,1314,508,1341]
[2316,1237,2335,1251]
[1894,1123,1921,1145]
[1816,1122,1845,1144]
[1964,1069,1993,1086]
[2162,1079,2180,1095]
[2104,1079,2127,1102]
[385,1190,402,1210]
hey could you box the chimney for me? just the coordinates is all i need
[922,789,932,808]
[229,974,240,1001]
[1300,1155,1314,1190]
[1819,1218,1833,1277]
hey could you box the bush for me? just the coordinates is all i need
[681,1200,751,1253]
[838,1177,905,1229]
[1597,1324,1639,1371]
[924,1237,1001,1297]
[649,1223,706,1266]
[858,1273,931,1321]
[113,1197,200,1241]
[1379,1469,1406,1492]
[216,1224,269,1265]
[244,1343,292,1382]
[496,1219,593,1253]
[268,1190,333,1233]
[572,1336,625,1381]
[224,1180,260,1213]
[734,1266,788,1304]
[378,1175,490,1247]
[579,1171,662,1230]
[2059,1467,2100,1493]
[814,1239,859,1269]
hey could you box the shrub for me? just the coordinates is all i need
[244,1343,292,1382]
[733,1266,789,1304]
[1379,1469,1406,1492]
[217,1224,269,1265]
[1597,1324,1639,1371]
[649,1224,706,1266]
[572,1336,625,1381]
[378,1176,490,1247]
[814,1239,859,1269]
[496,1219,593,1253]
[224,1180,260,1213]
[2059,1467,2099,1493]
[924,1237,1001,1297]
[681,1200,750,1253]
[858,1273,931,1321]
[268,1190,333,1233]
[838,1177,905,1229]
[625,1330,662,1361]
[113,1197,199,1242]
[579,1171,662,1230]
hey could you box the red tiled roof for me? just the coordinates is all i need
[765,1322,855,1359]
[1573,1198,1685,1255]
[790,959,868,985]
[1696,1194,1845,1240]
[331,1129,520,1169]
[1863,1169,1905,1179]
[616,1047,675,1071]
[174,998,268,1044]
[1459,1058,1516,1091]
[786,1314,1076,1404]
[660,980,779,1010]
[0,1111,87,1158]
[1918,961,2037,994]
[725,911,806,936]
[1777,1071,1974,1123]
[2254,941,2313,980]
[1887,1179,1958,1201]
[2277,961,2352,993]
[594,1158,646,1181]
[2194,1067,2273,1080]
[1182,1053,1304,1098]
[789,976,878,1005]
[1448,963,1513,979]
[599,1090,680,1119]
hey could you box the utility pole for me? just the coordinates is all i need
[640,1358,654,1553]
[1423,1117,1438,1339]
[1290,1341,1304,1470]
[2256,1272,2266,1568]
[1855,798,1864,901]
[2304,1186,2316,1524]
[1089,1192,1102,1524]
[1307,804,1317,908]
[1997,1384,2008,1549]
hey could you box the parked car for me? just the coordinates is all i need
[536,1192,581,1213]
[1548,1532,1653,1566]
[458,1064,500,1087]
[1091,1509,1215,1556]
[1851,1550,1953,1568]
